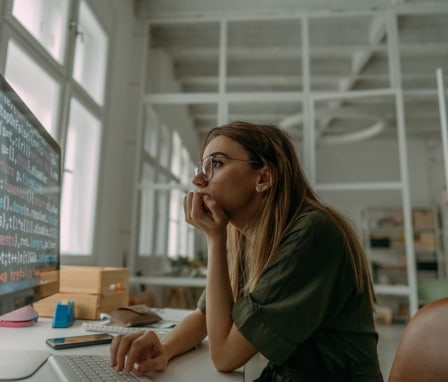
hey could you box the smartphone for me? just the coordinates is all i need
[45,333,113,350]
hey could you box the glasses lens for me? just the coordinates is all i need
[203,157,213,180]
[194,162,201,176]
[194,156,215,181]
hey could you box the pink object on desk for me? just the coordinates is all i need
[0,305,39,327]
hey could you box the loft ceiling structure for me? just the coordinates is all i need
[134,0,448,145]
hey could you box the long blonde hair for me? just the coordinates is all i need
[201,121,376,306]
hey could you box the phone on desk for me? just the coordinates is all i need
[46,333,114,350]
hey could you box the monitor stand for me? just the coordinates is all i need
[0,350,51,380]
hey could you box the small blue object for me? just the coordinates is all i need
[52,300,75,328]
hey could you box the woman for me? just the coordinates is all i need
[110,121,383,381]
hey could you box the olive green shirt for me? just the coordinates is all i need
[198,210,383,381]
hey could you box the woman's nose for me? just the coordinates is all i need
[192,172,207,188]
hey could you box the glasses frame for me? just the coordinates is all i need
[194,154,259,181]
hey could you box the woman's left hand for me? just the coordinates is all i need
[184,192,228,237]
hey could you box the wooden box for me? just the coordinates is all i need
[34,291,129,320]
[60,266,129,294]
[414,232,436,252]
[412,209,435,229]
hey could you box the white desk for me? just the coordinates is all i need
[0,308,266,382]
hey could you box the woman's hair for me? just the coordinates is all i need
[201,120,376,307]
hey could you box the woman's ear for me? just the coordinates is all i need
[255,167,271,192]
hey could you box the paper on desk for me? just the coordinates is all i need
[96,316,177,329]
[145,320,177,329]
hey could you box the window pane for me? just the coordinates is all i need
[61,99,101,255]
[5,40,60,139]
[171,132,182,177]
[159,124,171,168]
[168,189,182,256]
[138,164,156,255]
[12,0,69,63]
[73,0,108,105]
[181,147,192,184]
[144,106,159,158]
[155,175,168,255]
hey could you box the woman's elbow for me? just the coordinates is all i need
[210,349,244,372]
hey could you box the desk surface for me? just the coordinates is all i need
[0,308,265,382]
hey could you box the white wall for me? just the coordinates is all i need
[91,0,140,267]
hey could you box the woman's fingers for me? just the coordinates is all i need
[110,332,145,371]
[184,192,228,232]
[184,192,193,223]
[184,192,207,224]
[125,331,160,372]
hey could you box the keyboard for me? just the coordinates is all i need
[82,322,170,337]
[48,354,153,382]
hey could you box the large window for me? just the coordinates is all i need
[61,99,101,255]
[12,0,70,64]
[137,107,194,260]
[2,0,109,258]
[5,41,60,138]
[73,0,108,105]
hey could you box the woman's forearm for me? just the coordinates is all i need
[162,308,207,361]
[205,236,235,362]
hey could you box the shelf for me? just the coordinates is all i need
[363,206,442,319]
[373,284,410,295]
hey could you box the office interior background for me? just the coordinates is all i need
[0,0,447,323]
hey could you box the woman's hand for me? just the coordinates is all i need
[110,331,168,374]
[184,192,228,237]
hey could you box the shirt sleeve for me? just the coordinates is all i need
[232,210,352,365]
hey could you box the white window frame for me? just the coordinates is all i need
[0,0,112,264]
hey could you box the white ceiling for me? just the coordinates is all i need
[134,0,448,144]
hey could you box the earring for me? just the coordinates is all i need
[256,185,263,192]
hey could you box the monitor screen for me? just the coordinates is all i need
[0,74,60,317]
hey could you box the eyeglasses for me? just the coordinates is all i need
[194,154,259,182]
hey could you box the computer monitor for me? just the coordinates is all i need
[0,73,60,322]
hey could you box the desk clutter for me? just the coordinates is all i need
[34,266,129,320]
[82,305,176,336]
[82,321,173,337]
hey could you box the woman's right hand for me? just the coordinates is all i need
[184,192,229,238]
[110,331,169,374]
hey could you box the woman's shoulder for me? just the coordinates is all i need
[290,208,338,234]
[279,208,344,250]
[274,208,347,267]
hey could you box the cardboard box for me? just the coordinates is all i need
[414,231,436,252]
[60,266,129,294]
[413,209,435,229]
[34,291,129,320]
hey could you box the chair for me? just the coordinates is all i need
[388,297,448,382]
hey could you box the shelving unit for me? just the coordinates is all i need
[413,208,443,282]
[362,207,443,321]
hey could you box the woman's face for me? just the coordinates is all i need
[192,135,265,227]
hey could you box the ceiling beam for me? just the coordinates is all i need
[135,0,448,22]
